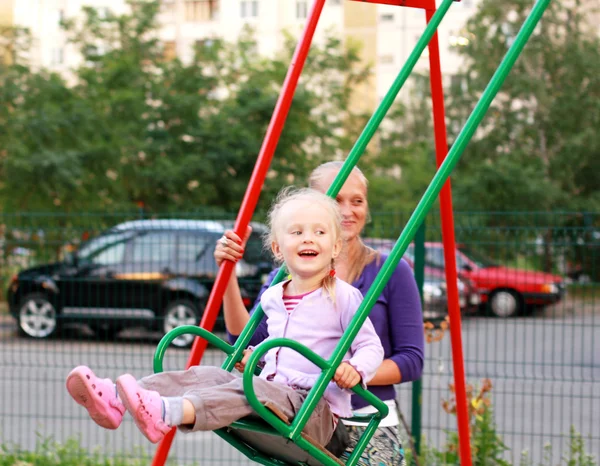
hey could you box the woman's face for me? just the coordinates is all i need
[314,170,369,242]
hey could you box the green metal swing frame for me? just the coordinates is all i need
[151,0,551,463]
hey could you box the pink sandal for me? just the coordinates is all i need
[66,365,125,429]
[116,374,171,443]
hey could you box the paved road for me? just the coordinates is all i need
[1,313,598,465]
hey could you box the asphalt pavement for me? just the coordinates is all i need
[1,313,598,465]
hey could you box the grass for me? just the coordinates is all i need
[0,302,7,315]
[566,282,600,302]
[0,438,148,466]
[0,436,192,466]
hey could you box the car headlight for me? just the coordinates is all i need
[235,261,258,278]
[423,282,444,302]
[438,279,465,292]
[541,283,559,294]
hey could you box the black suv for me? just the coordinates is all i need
[7,219,274,346]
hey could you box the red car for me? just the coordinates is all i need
[406,242,565,318]
[364,239,480,319]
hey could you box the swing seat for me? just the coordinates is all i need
[221,405,345,466]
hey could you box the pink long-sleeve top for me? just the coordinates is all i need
[256,277,384,418]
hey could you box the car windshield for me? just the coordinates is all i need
[458,245,497,268]
[77,231,136,265]
[407,243,497,269]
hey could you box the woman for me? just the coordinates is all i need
[215,161,424,465]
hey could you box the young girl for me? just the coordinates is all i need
[66,188,384,447]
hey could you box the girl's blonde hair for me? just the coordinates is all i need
[265,187,342,302]
[308,161,378,284]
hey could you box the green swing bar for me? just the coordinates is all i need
[153,0,550,463]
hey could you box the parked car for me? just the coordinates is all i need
[7,219,274,346]
[405,242,565,318]
[364,239,480,320]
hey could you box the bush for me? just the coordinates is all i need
[0,437,151,466]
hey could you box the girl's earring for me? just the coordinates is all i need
[329,268,336,278]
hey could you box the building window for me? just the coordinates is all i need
[379,54,394,64]
[161,0,175,19]
[97,7,110,19]
[380,13,394,22]
[451,74,468,93]
[51,47,64,65]
[56,9,65,27]
[196,38,215,49]
[296,0,308,19]
[185,0,219,22]
[241,0,258,18]
[163,41,177,61]
[85,44,105,64]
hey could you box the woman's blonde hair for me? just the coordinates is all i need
[265,187,342,302]
[308,161,369,191]
[308,161,378,284]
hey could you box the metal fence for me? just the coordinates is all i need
[0,211,598,464]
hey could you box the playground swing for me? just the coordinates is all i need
[149,0,551,464]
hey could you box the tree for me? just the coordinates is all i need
[357,73,439,236]
[445,0,600,213]
[0,1,371,214]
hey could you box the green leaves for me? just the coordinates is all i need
[445,0,600,212]
[0,2,369,214]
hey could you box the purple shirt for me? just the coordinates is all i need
[257,278,384,418]
[229,255,425,409]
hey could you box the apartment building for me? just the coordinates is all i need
[0,0,481,109]
[377,0,478,101]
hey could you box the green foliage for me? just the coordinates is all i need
[433,404,510,466]
[406,410,596,466]
[432,379,510,465]
[563,426,597,466]
[446,0,600,213]
[362,73,439,218]
[0,1,369,214]
[0,436,151,466]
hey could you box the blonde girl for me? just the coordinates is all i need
[66,188,383,449]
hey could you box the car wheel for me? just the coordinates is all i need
[488,289,522,318]
[162,300,201,348]
[18,292,58,339]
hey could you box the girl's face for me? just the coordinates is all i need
[271,200,342,281]
[314,170,369,242]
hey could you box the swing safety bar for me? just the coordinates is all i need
[154,327,388,466]
[243,339,388,466]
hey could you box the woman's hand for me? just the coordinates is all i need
[214,226,252,266]
[333,362,362,389]
[234,349,254,373]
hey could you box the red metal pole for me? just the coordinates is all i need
[426,8,473,466]
[150,1,327,464]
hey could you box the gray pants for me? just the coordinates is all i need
[139,366,335,445]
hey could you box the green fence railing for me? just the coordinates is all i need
[0,210,598,464]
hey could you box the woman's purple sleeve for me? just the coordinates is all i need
[226,268,279,346]
[386,260,425,382]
